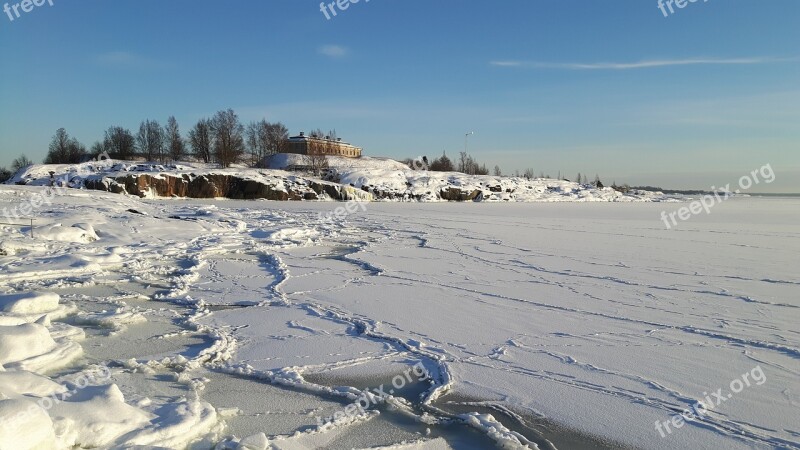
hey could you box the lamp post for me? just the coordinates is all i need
[464,131,474,154]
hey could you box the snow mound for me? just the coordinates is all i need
[0,292,60,315]
[0,370,67,398]
[0,323,59,366]
[0,398,58,450]
[0,323,83,373]
[267,228,320,248]
[117,398,219,448]
[459,413,537,449]
[0,292,75,324]
[50,384,154,448]
[237,433,270,450]
[74,308,147,332]
[36,223,99,243]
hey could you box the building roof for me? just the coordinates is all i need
[288,132,358,148]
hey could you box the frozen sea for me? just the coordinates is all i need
[0,187,798,450]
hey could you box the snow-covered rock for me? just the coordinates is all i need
[7,158,667,203]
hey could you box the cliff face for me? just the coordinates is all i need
[16,161,655,203]
[83,173,486,203]
[439,187,483,201]
[86,174,319,201]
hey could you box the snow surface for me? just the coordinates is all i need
[0,184,797,449]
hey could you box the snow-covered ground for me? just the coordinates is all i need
[6,158,668,203]
[0,185,797,449]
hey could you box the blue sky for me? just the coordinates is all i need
[1,0,798,191]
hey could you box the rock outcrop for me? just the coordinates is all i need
[10,160,664,203]
[85,173,346,201]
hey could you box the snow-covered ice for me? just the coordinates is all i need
[0,184,797,449]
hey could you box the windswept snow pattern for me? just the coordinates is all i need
[0,185,798,450]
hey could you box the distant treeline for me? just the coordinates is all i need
[0,108,609,186]
[0,109,298,180]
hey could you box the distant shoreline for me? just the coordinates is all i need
[631,186,800,197]
[747,193,800,197]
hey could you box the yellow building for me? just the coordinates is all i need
[286,132,362,158]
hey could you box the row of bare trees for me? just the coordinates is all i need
[134,118,184,162]
[39,109,289,169]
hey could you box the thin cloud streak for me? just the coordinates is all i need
[490,57,797,70]
[318,45,349,58]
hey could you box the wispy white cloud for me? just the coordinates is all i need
[490,57,797,70]
[318,45,349,59]
[490,61,523,67]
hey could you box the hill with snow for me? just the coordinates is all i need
[6,155,667,203]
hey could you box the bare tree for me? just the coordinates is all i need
[302,153,328,176]
[267,122,289,155]
[68,140,87,163]
[11,155,33,172]
[246,121,289,167]
[45,128,87,164]
[166,116,185,162]
[44,128,88,164]
[246,120,269,166]
[137,120,165,162]
[455,151,491,175]
[189,118,213,164]
[458,152,469,173]
[211,109,245,168]
[104,127,136,160]
[45,128,71,163]
[523,168,535,179]
[493,165,502,177]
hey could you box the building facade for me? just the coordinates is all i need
[286,132,362,158]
